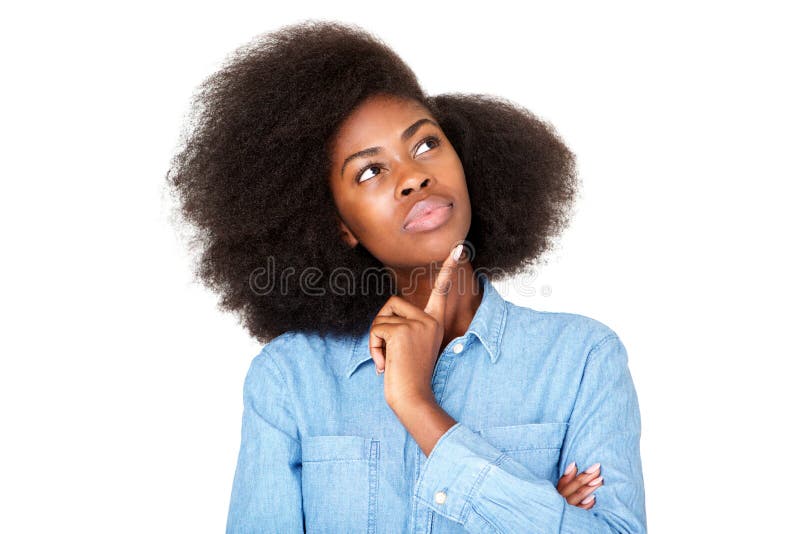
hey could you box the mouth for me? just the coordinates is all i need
[403,195,454,232]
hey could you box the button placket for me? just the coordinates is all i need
[417,337,460,531]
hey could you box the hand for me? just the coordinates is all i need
[557,462,604,509]
[369,243,463,410]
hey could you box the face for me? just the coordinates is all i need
[328,93,471,271]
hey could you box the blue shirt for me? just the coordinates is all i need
[226,272,647,533]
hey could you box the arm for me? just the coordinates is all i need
[412,334,647,533]
[226,352,304,533]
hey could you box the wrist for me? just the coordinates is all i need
[389,390,436,416]
[391,397,457,457]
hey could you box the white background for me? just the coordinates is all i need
[1,1,797,532]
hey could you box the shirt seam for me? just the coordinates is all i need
[345,332,361,378]
[457,452,507,523]
[261,350,302,445]
[565,333,619,425]
[464,502,502,534]
[490,299,508,362]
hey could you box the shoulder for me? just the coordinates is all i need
[500,300,626,370]
[249,329,355,382]
[506,300,620,344]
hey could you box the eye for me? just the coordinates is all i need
[415,135,441,157]
[356,164,382,184]
[355,135,442,184]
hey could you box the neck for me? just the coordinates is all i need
[393,261,484,353]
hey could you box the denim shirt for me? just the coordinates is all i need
[226,272,647,533]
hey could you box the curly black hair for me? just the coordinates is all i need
[166,20,578,344]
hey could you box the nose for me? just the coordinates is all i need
[398,174,432,197]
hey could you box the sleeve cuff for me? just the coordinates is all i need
[412,422,506,524]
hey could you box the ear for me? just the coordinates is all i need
[335,214,359,249]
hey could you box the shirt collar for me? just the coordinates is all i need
[344,272,508,378]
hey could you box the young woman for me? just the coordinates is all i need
[168,20,646,533]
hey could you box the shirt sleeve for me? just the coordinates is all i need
[226,351,304,533]
[413,333,647,533]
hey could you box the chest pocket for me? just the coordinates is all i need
[476,422,568,485]
[301,435,379,534]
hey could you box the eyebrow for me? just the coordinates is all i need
[340,118,439,177]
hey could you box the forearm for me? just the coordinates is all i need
[414,422,646,534]
[391,395,457,457]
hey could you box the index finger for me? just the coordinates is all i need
[423,243,463,322]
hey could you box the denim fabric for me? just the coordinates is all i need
[226,272,647,533]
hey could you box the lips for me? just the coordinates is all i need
[403,195,454,230]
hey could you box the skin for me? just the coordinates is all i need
[328,92,479,362]
[327,93,602,509]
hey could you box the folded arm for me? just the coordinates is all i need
[413,334,647,533]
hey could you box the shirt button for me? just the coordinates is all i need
[434,491,447,504]
[453,343,464,354]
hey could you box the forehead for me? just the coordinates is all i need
[331,94,432,152]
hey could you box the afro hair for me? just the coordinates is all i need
[167,20,579,343]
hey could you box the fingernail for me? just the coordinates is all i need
[589,476,603,486]
[580,494,595,505]
[563,462,576,476]
[585,462,601,474]
[452,244,463,261]
[377,368,384,374]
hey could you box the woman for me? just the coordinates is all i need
[167,20,646,533]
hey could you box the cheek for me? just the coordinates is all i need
[341,194,396,238]
[442,157,470,213]
[362,201,395,234]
